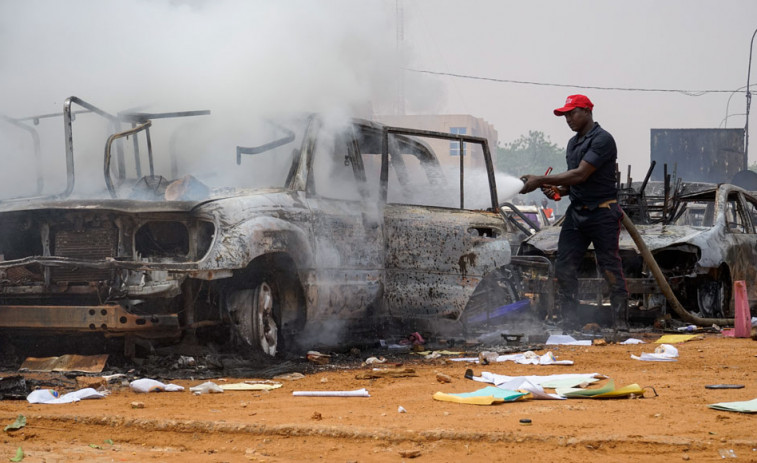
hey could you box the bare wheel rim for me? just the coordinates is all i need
[255,282,278,356]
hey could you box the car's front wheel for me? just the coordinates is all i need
[228,278,282,357]
[695,270,731,319]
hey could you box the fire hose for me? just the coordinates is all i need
[620,210,734,327]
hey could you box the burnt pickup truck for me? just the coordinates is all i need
[0,97,525,356]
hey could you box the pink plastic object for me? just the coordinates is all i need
[733,280,751,338]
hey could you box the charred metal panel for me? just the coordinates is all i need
[0,304,179,333]
[650,129,744,183]
[383,204,510,319]
[52,228,117,282]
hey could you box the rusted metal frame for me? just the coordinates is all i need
[498,202,540,234]
[662,164,670,222]
[381,126,498,210]
[104,121,152,198]
[380,131,389,203]
[509,255,555,318]
[64,97,121,199]
[145,126,155,177]
[131,124,141,178]
[119,110,211,123]
[0,255,203,272]
[119,110,211,175]
[459,138,465,208]
[236,123,295,165]
[0,304,179,332]
[1,116,43,195]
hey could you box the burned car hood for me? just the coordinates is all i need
[0,187,286,214]
[0,198,203,214]
[521,222,708,254]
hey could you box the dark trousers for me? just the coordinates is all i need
[555,202,628,317]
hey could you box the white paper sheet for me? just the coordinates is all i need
[292,388,370,397]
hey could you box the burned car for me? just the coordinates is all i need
[0,97,523,356]
[518,178,757,323]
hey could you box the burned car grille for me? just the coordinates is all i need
[52,227,118,282]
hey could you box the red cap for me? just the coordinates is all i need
[554,94,594,116]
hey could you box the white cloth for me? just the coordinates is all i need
[27,388,107,404]
[495,350,573,365]
[631,343,679,361]
[130,378,185,393]
[546,334,592,346]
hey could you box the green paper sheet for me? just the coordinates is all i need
[708,398,757,413]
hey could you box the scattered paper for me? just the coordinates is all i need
[130,378,185,393]
[496,378,564,400]
[220,382,282,391]
[495,351,573,365]
[620,338,645,344]
[708,398,757,413]
[449,351,572,365]
[655,334,697,344]
[546,335,592,346]
[472,372,601,389]
[432,386,527,405]
[292,388,370,397]
[631,343,678,361]
[557,380,617,398]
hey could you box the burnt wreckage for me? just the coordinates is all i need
[0,97,530,356]
[518,165,757,326]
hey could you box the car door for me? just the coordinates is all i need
[362,127,512,322]
[304,120,384,333]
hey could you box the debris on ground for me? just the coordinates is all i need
[130,378,184,393]
[306,351,331,365]
[707,398,757,413]
[355,368,417,379]
[19,354,108,373]
[631,343,678,361]
[292,388,370,397]
[27,387,108,404]
[189,381,224,394]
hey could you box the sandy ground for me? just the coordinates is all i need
[0,333,756,463]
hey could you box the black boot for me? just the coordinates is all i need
[611,296,629,332]
[559,302,581,332]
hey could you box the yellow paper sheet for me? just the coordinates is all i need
[593,383,644,398]
[655,334,697,344]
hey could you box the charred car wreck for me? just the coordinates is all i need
[518,169,757,326]
[0,97,527,356]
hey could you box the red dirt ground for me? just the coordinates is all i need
[1,334,756,462]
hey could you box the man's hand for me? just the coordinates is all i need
[541,184,562,201]
[519,175,541,194]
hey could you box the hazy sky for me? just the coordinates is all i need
[2,0,756,184]
[401,0,757,178]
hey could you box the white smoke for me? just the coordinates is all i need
[0,0,418,198]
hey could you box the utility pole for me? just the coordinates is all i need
[396,0,405,116]
[745,28,757,166]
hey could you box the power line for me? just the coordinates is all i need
[404,68,745,97]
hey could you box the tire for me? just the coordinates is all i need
[696,271,731,319]
[227,261,304,357]
[228,279,281,357]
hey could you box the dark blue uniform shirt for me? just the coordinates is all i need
[566,122,617,207]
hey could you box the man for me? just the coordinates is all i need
[540,198,554,224]
[520,94,629,331]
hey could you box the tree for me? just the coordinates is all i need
[495,130,564,175]
[495,130,566,211]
